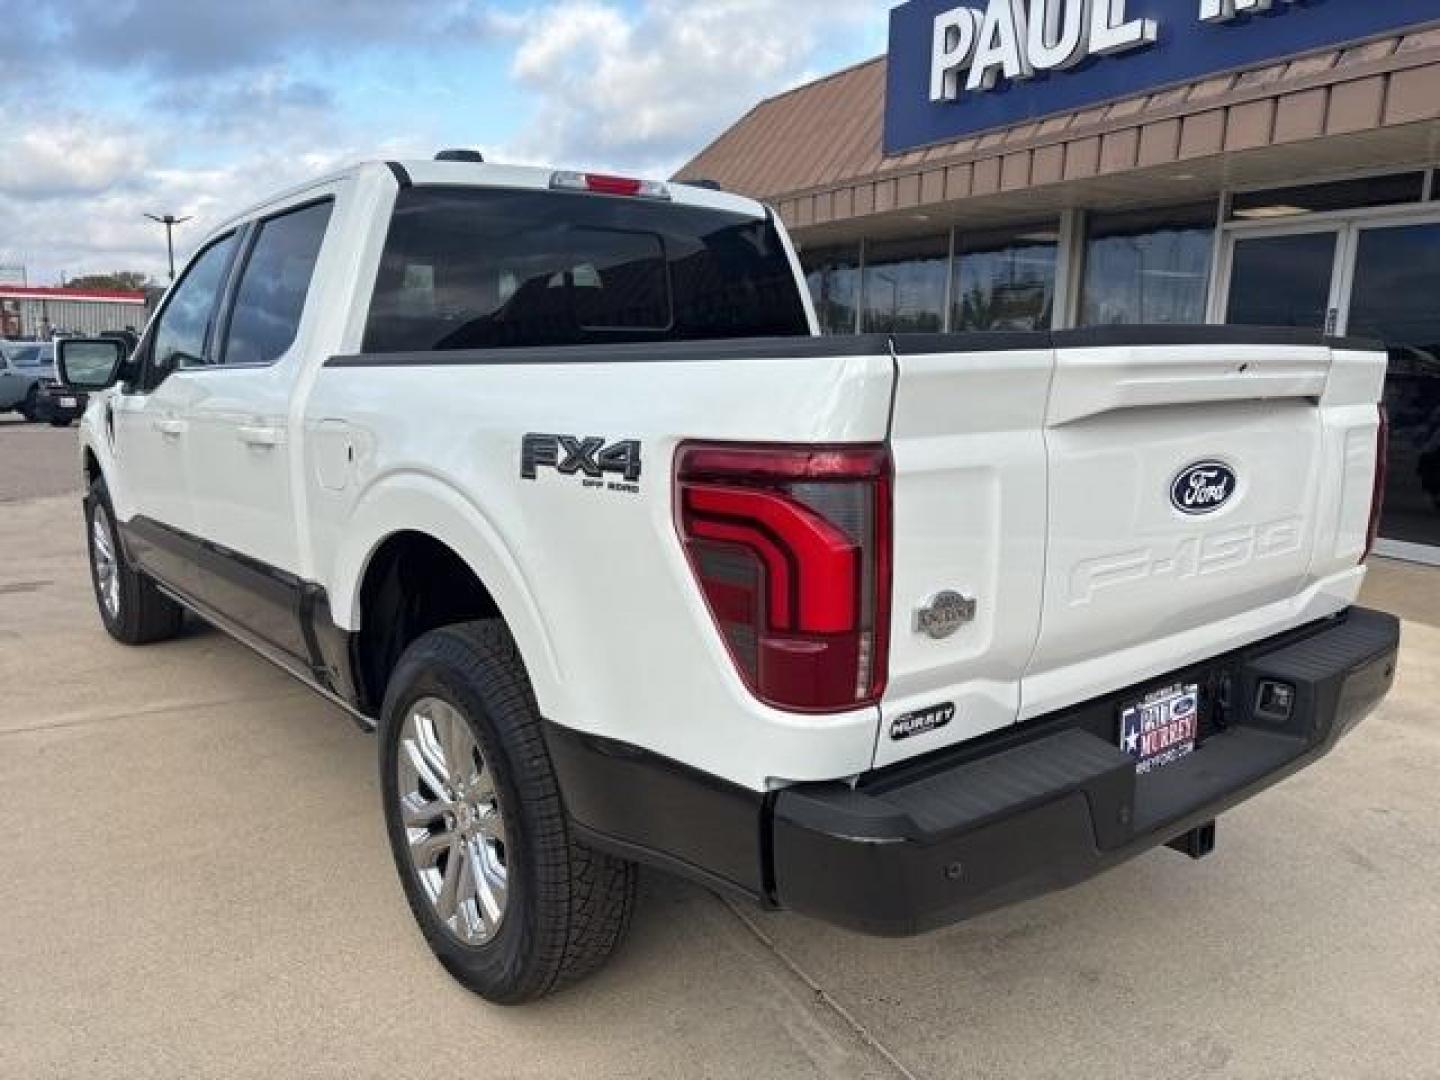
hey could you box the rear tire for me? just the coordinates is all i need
[50,418,73,428]
[85,478,186,645]
[379,620,636,1003]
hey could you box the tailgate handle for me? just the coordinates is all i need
[153,417,187,437]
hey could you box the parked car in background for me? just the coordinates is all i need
[31,375,87,427]
[0,341,65,422]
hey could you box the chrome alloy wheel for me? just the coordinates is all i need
[397,697,510,944]
[91,506,121,620]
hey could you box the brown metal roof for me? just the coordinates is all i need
[676,27,1440,235]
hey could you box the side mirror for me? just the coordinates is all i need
[56,338,128,391]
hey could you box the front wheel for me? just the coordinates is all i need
[379,621,636,1004]
[85,478,186,645]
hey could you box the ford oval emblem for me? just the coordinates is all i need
[1171,461,1237,515]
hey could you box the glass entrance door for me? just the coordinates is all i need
[1222,214,1440,563]
[1344,221,1440,561]
[1226,230,1341,331]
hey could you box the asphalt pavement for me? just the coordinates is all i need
[1,418,1437,1079]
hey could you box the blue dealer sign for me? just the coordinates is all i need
[885,0,1440,154]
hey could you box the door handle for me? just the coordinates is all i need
[153,417,187,437]
[237,424,283,448]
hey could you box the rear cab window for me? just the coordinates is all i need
[362,187,809,353]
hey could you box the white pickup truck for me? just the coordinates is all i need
[58,155,1400,1004]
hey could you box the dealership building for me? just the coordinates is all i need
[680,1,1440,565]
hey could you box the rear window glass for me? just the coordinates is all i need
[362,187,809,353]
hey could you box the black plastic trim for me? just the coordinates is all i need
[891,331,1052,354]
[327,334,895,368]
[541,720,768,900]
[385,161,412,189]
[1055,325,1383,352]
[118,516,367,715]
[325,326,1387,368]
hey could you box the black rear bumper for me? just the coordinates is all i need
[771,607,1400,935]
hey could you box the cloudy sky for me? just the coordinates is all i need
[0,0,888,286]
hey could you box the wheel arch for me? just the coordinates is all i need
[328,471,564,718]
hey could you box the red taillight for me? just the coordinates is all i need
[1362,405,1389,563]
[676,443,891,713]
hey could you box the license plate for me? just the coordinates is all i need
[1119,682,1199,774]
[60,397,77,408]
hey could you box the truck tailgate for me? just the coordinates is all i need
[1026,340,1329,707]
[880,330,1387,767]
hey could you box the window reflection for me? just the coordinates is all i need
[1080,204,1216,326]
[953,224,1057,332]
[862,235,949,333]
[1348,223,1440,550]
[801,246,860,335]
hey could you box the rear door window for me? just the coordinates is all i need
[221,200,334,367]
[363,187,808,353]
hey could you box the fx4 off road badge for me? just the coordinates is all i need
[891,702,955,741]
[522,434,643,494]
[914,590,976,639]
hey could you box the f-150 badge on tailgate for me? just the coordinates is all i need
[1171,461,1236,516]
[914,591,976,639]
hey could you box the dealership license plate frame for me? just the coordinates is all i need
[1119,682,1200,775]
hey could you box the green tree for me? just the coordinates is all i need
[66,271,151,292]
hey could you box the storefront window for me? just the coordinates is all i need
[952,224,1057,332]
[1080,203,1216,327]
[861,235,949,333]
[801,246,860,335]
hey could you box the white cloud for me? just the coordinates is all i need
[0,120,152,201]
[0,0,887,284]
[0,127,428,285]
[502,0,882,175]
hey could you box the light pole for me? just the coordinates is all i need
[144,213,192,281]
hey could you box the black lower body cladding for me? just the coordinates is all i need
[550,607,1399,937]
[772,607,1399,935]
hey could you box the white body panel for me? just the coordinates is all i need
[877,345,1051,768]
[76,158,1388,794]
[304,352,895,789]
